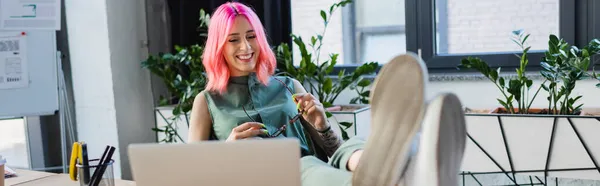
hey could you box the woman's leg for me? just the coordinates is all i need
[300,156,352,186]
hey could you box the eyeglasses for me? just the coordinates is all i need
[241,78,303,138]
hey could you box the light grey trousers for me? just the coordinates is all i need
[300,133,421,186]
[300,137,365,186]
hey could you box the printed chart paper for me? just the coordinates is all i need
[0,0,61,30]
[0,32,28,89]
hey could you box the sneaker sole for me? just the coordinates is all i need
[414,93,467,186]
[352,52,428,186]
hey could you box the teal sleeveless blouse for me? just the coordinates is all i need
[202,73,313,156]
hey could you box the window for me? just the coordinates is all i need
[435,0,559,55]
[412,0,579,72]
[352,0,407,65]
[0,118,29,168]
[289,0,597,72]
[290,0,407,65]
[291,0,345,66]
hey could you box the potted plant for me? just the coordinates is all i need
[275,0,378,140]
[141,9,210,144]
[457,30,600,184]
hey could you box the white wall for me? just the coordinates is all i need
[65,0,121,177]
[106,0,155,180]
[334,78,600,112]
[65,0,155,179]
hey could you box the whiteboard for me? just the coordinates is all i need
[0,31,57,117]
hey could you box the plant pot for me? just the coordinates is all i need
[461,108,600,182]
[155,106,190,144]
[327,104,371,140]
[490,107,587,116]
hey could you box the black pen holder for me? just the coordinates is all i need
[76,159,115,186]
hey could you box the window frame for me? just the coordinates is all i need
[411,0,576,73]
[334,0,600,74]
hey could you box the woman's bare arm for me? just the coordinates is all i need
[188,91,213,142]
[291,79,342,157]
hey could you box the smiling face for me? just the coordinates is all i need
[222,16,260,77]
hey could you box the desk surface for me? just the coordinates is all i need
[6,169,135,186]
[14,174,135,186]
[6,169,55,186]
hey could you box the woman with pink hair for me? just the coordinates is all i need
[187,2,467,186]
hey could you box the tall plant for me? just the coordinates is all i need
[275,0,378,139]
[142,9,211,143]
[540,35,600,114]
[459,30,600,115]
[275,0,378,108]
[459,30,542,114]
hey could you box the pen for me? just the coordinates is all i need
[81,143,90,184]
[91,146,116,186]
[89,146,110,185]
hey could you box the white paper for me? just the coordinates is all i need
[0,0,61,30]
[0,32,28,89]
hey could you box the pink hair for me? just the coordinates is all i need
[202,2,276,94]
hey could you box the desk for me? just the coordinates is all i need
[5,169,55,185]
[6,169,135,186]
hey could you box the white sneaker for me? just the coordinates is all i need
[352,52,428,186]
[410,93,467,186]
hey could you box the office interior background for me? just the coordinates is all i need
[0,0,599,185]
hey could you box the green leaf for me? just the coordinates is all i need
[340,128,349,140]
[325,111,333,118]
[582,49,589,58]
[159,96,169,106]
[523,46,531,54]
[360,90,371,97]
[596,83,600,88]
[541,84,549,91]
[499,77,505,87]
[320,10,327,22]
[152,127,165,132]
[173,106,181,116]
[339,122,353,129]
[490,69,498,81]
[540,62,554,71]
[323,78,333,93]
[522,34,530,45]
[550,35,559,45]
[497,99,510,112]
[350,97,359,104]
[323,102,333,108]
[357,79,371,87]
[512,39,522,48]
[526,80,533,88]
[311,36,317,46]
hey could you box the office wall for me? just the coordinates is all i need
[334,78,600,110]
[65,0,155,179]
[64,0,121,177]
[106,0,155,180]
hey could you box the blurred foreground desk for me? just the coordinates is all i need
[7,169,135,186]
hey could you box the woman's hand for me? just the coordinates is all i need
[293,93,330,131]
[226,122,268,141]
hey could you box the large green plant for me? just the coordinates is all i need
[275,0,378,139]
[141,9,210,143]
[459,30,543,114]
[459,30,600,115]
[275,0,377,108]
[540,35,600,114]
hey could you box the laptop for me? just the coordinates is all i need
[128,139,301,186]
